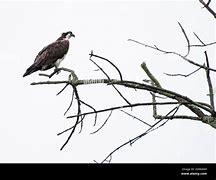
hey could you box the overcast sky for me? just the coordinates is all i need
[0,0,215,163]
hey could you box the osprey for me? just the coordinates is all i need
[23,31,75,77]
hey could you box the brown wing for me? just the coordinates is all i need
[34,40,69,69]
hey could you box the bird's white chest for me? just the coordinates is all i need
[55,54,66,68]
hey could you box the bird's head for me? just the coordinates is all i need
[62,31,75,40]
[57,31,75,41]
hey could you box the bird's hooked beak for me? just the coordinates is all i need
[71,33,75,38]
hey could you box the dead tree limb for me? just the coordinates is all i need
[177,22,190,57]
[60,84,81,150]
[100,105,181,163]
[164,66,202,77]
[128,38,216,73]
[190,32,216,47]
[199,0,216,18]
[29,2,216,161]
[204,51,215,111]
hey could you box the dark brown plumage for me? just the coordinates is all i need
[23,31,75,77]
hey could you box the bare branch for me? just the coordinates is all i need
[151,92,157,118]
[58,102,187,137]
[178,22,190,57]
[154,115,202,121]
[140,62,162,119]
[32,77,213,117]
[57,126,73,136]
[190,41,216,47]
[31,80,69,85]
[61,105,197,142]
[120,110,152,127]
[197,101,213,110]
[101,105,180,163]
[78,99,98,126]
[164,66,202,77]
[147,105,181,135]
[64,88,75,116]
[90,110,113,134]
[112,80,212,116]
[39,68,61,78]
[199,0,216,18]
[56,83,70,96]
[39,67,77,79]
[150,92,167,99]
[79,115,85,134]
[31,76,213,118]
[128,38,216,72]
[90,51,123,81]
[141,62,162,88]
[31,78,113,87]
[67,101,189,119]
[205,0,211,7]
[89,54,131,106]
[190,32,216,47]
[57,119,83,136]
[204,51,215,111]
[193,32,206,46]
[60,85,81,150]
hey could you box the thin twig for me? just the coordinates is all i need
[64,87,75,116]
[120,110,152,127]
[89,55,131,105]
[57,118,84,136]
[101,105,180,163]
[193,32,206,46]
[128,38,216,73]
[199,0,216,18]
[204,51,215,111]
[131,105,180,144]
[190,41,216,47]
[178,22,190,57]
[58,102,190,136]
[191,32,216,47]
[78,99,98,126]
[57,126,74,136]
[148,105,181,134]
[164,66,202,77]
[141,62,162,88]
[112,80,212,115]
[60,85,81,150]
[205,0,211,7]
[67,102,189,119]
[90,110,113,134]
[90,51,123,81]
[79,115,85,134]
[56,83,70,96]
[58,111,203,137]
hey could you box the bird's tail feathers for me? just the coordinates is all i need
[23,64,39,77]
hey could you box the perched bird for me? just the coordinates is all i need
[23,31,75,77]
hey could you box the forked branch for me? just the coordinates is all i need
[199,0,216,18]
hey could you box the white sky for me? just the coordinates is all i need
[0,0,215,163]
